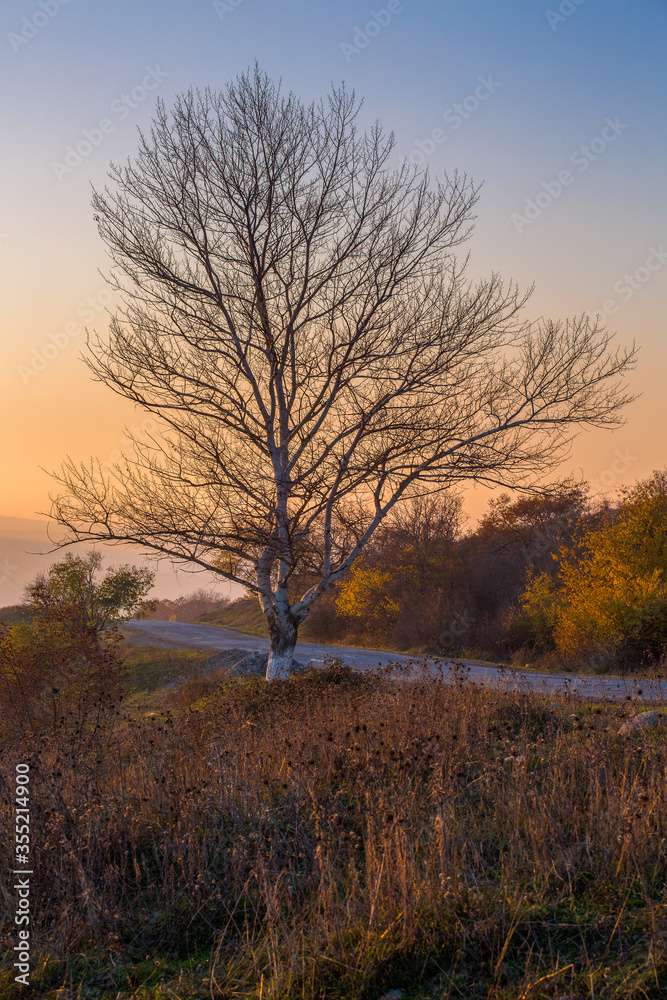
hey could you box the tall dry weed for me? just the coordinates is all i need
[1,663,665,998]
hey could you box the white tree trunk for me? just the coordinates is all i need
[265,589,299,681]
[266,648,296,681]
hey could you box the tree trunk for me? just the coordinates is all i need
[265,601,299,681]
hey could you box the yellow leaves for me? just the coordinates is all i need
[518,474,667,660]
[519,571,558,647]
[335,561,400,628]
[554,478,667,658]
[211,552,242,577]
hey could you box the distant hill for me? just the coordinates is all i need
[195,596,269,636]
[147,590,230,621]
[0,604,32,626]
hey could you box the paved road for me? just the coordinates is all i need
[124,619,667,704]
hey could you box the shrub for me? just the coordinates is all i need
[0,552,153,746]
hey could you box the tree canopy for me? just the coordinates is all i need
[518,472,667,667]
[49,66,635,678]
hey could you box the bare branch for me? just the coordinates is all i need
[50,66,636,678]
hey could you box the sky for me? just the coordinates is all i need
[0,0,665,602]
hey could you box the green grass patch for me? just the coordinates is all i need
[119,643,211,712]
[122,643,211,694]
[195,594,269,636]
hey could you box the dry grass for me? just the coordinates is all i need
[1,660,666,999]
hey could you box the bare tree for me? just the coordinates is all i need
[49,66,635,679]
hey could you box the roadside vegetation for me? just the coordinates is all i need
[175,472,667,677]
[1,656,666,999]
[2,473,667,996]
[146,590,231,623]
[193,596,270,637]
[121,644,212,713]
[0,552,153,747]
[308,473,667,675]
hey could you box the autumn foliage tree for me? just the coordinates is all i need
[333,493,463,646]
[330,483,590,655]
[518,471,667,668]
[461,481,590,651]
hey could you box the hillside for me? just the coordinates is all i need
[0,604,32,626]
[195,595,269,636]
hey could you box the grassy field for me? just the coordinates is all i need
[121,642,213,712]
[1,650,666,999]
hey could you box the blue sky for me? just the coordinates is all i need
[0,0,665,599]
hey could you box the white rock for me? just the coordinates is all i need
[619,710,667,735]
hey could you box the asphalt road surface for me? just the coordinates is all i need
[124,619,667,704]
